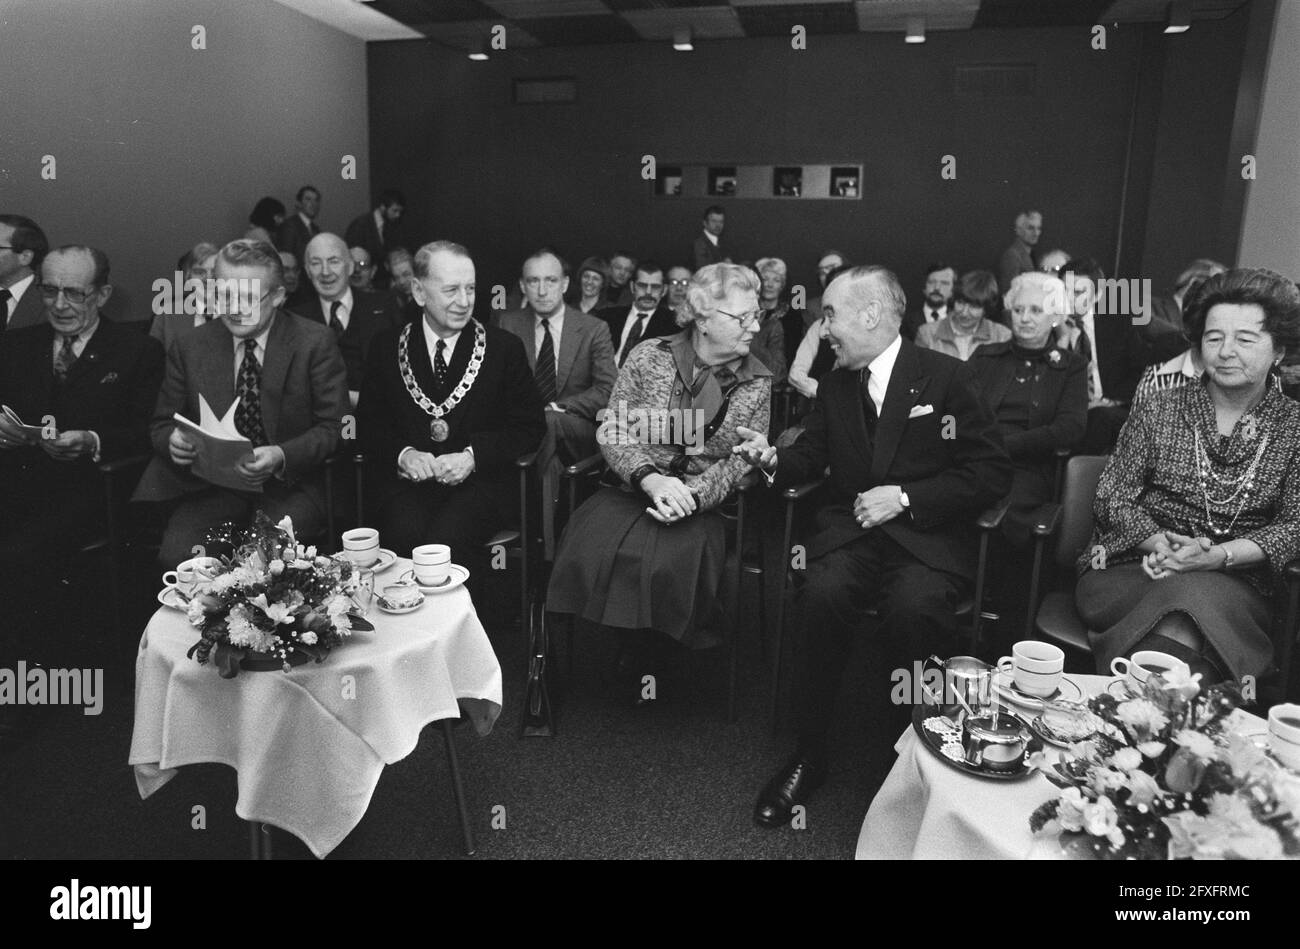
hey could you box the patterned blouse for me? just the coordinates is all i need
[1080,378,1300,596]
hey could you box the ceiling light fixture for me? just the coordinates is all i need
[905,16,926,44]
[673,27,693,52]
[468,39,488,61]
[1164,0,1191,34]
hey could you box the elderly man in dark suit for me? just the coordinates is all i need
[0,245,163,682]
[734,265,1012,828]
[289,232,403,408]
[134,240,346,568]
[998,210,1042,292]
[0,214,50,332]
[357,241,545,571]
[692,205,728,270]
[275,186,322,263]
[596,261,679,368]
[498,249,616,558]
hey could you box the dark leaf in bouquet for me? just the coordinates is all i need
[1028,800,1059,834]
[214,641,245,679]
[296,642,326,662]
[347,613,375,632]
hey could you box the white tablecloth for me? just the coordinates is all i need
[856,675,1266,860]
[129,559,502,858]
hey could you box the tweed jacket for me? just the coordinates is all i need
[598,330,771,511]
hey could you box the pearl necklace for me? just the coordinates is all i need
[1193,426,1269,541]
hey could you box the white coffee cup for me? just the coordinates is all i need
[1110,650,1188,693]
[342,528,381,567]
[162,556,223,594]
[411,543,452,586]
[997,640,1064,697]
[1269,703,1300,770]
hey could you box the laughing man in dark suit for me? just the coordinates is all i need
[734,265,1012,828]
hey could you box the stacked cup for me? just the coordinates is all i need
[1110,650,1189,693]
[162,556,224,596]
[410,544,452,587]
[997,641,1065,697]
[341,528,381,568]
[1269,703,1300,771]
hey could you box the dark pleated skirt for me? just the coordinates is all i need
[546,487,728,647]
[1076,563,1273,682]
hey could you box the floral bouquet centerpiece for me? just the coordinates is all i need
[1029,671,1300,859]
[184,513,373,678]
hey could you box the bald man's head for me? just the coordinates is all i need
[304,232,353,301]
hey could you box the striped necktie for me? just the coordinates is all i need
[535,318,557,403]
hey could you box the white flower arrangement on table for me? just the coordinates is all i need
[1029,670,1300,859]
[184,513,373,677]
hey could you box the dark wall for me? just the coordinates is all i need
[368,19,1250,304]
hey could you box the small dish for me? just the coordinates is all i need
[377,592,425,614]
[991,671,1082,712]
[1030,712,1102,748]
[1107,678,1135,700]
[410,564,470,594]
[334,548,399,574]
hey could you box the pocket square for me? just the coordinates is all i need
[99,372,119,384]
[908,404,935,419]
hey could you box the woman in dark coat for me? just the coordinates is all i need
[971,271,1087,547]
[546,263,773,690]
[1076,268,1300,683]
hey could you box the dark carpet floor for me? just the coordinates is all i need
[2,520,909,861]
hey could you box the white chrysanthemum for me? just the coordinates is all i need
[1173,729,1217,760]
[1109,747,1143,772]
[230,564,263,588]
[186,597,208,627]
[269,560,285,577]
[291,558,312,570]
[331,613,352,635]
[325,593,352,617]
[1137,740,1166,758]
[301,631,318,645]
[1116,698,1169,735]
[1082,796,1124,848]
[1125,770,1162,808]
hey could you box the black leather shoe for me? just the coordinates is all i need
[754,757,825,828]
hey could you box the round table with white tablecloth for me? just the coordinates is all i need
[856,675,1267,860]
[129,559,501,858]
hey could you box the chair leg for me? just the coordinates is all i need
[567,616,575,679]
[354,455,366,527]
[441,719,476,856]
[771,499,796,730]
[248,821,260,860]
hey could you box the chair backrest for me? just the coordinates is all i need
[1054,455,1110,570]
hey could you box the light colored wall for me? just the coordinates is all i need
[0,0,371,321]
[1238,0,1300,277]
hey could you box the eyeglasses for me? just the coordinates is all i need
[668,279,690,287]
[716,308,761,330]
[38,283,97,305]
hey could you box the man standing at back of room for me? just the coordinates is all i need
[277,186,322,263]
[998,210,1042,292]
[693,205,729,270]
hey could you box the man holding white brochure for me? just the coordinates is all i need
[134,239,347,567]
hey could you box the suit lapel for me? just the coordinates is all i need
[25,324,55,411]
[556,306,580,393]
[200,324,236,418]
[259,313,294,444]
[62,321,112,388]
[870,342,927,485]
[519,310,538,367]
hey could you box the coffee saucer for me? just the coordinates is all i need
[1107,678,1136,699]
[335,548,399,573]
[992,671,1082,712]
[410,564,470,594]
[158,587,190,611]
[377,592,425,614]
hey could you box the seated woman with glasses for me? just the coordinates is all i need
[914,270,1011,361]
[1076,268,1300,684]
[970,272,1087,549]
[546,263,772,702]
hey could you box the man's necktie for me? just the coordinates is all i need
[0,287,11,331]
[1069,317,1101,402]
[329,301,345,337]
[860,368,878,437]
[535,318,557,404]
[234,339,268,447]
[619,313,648,365]
[53,334,77,382]
[434,340,449,388]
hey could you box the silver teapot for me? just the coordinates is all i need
[923,654,994,716]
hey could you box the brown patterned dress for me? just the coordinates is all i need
[1075,378,1300,679]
